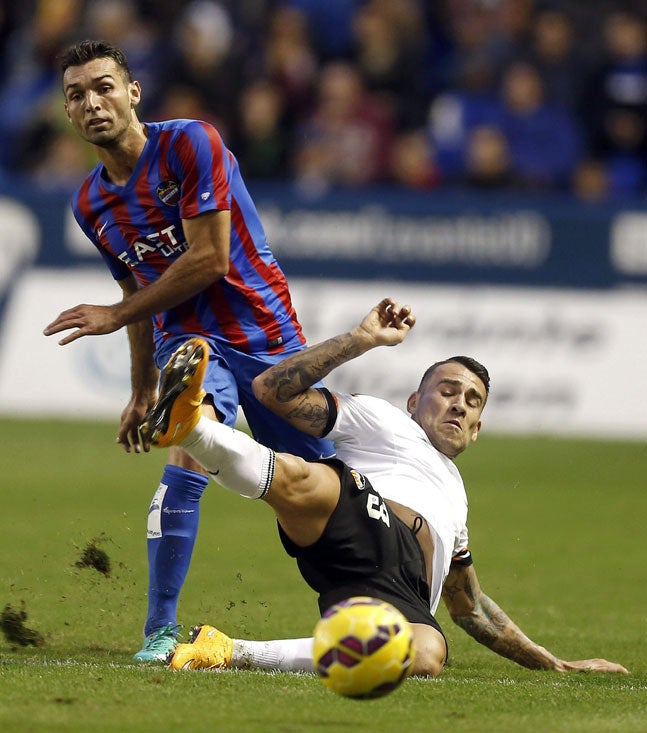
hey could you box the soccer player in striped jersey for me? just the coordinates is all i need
[44,40,333,662]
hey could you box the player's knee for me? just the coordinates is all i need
[167,446,208,473]
[410,624,447,678]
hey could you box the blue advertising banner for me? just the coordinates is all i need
[249,184,647,289]
[1,179,647,295]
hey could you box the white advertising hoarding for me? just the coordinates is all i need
[1,269,646,439]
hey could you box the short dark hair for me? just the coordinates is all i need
[418,356,490,397]
[60,40,133,83]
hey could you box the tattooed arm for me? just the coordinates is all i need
[441,563,628,673]
[252,298,415,436]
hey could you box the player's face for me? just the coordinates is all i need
[63,58,141,147]
[407,362,486,459]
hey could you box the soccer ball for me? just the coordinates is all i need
[312,596,415,699]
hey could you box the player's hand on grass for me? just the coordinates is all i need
[556,658,629,674]
[44,303,123,345]
[356,298,416,348]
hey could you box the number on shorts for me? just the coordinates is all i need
[366,493,390,527]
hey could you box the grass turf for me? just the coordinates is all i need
[0,418,645,732]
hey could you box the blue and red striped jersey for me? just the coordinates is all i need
[71,118,304,354]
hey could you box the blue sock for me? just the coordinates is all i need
[144,464,208,636]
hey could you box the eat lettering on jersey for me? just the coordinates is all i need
[116,224,189,267]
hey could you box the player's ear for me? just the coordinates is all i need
[128,80,142,108]
[470,420,482,443]
[406,391,418,416]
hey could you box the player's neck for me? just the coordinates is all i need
[97,121,148,187]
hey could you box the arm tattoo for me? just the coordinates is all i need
[446,569,558,670]
[283,394,331,431]
[455,596,556,669]
[260,333,362,403]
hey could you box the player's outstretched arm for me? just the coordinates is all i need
[43,210,231,345]
[441,563,628,674]
[252,298,415,436]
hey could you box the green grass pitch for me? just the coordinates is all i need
[0,417,645,732]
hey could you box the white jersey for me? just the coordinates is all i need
[326,392,469,614]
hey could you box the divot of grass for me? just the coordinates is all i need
[74,537,112,577]
[0,601,45,647]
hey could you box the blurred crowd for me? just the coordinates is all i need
[1,0,647,200]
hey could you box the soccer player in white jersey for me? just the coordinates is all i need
[143,298,627,677]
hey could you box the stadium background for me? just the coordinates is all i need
[0,5,646,730]
[1,0,647,438]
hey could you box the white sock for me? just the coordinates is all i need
[181,417,275,499]
[230,637,315,672]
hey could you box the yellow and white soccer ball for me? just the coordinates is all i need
[312,596,415,699]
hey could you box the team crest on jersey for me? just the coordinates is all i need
[350,470,366,491]
[157,181,180,206]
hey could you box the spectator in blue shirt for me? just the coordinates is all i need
[499,61,581,190]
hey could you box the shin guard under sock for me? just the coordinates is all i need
[144,464,208,636]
